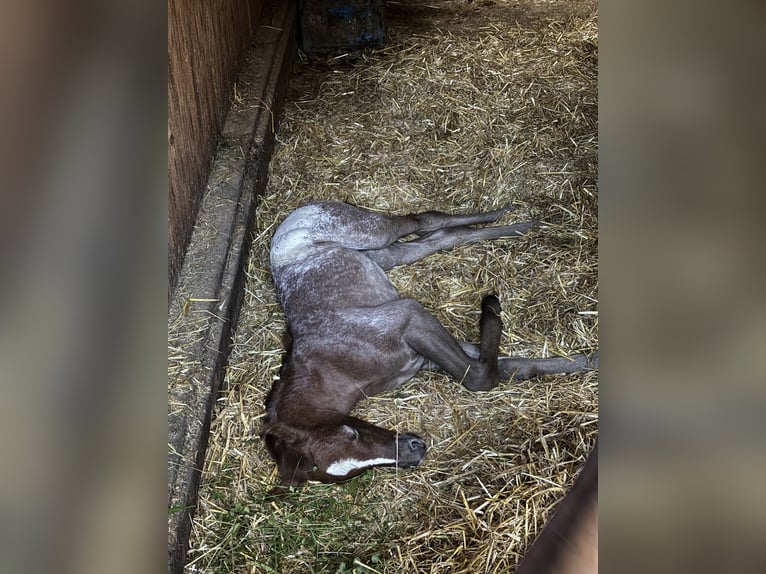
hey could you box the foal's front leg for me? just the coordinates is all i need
[453,342,598,381]
[395,295,503,391]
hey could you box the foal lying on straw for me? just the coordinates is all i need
[262,201,597,486]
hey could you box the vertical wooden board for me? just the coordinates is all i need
[167,0,264,295]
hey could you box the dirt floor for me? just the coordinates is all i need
[186,1,598,572]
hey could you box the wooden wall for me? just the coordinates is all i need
[168,0,265,294]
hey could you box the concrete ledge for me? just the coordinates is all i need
[167,3,295,573]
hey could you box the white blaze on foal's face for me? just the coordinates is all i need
[325,457,397,477]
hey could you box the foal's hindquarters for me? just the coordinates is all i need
[264,201,597,486]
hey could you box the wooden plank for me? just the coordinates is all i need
[166,3,296,572]
[168,0,264,296]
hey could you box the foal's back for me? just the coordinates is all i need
[270,202,401,320]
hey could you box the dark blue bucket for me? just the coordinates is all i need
[298,0,385,53]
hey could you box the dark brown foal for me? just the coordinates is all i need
[262,201,597,486]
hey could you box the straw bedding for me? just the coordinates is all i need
[186,1,597,572]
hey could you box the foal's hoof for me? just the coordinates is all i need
[462,374,500,392]
[481,293,502,316]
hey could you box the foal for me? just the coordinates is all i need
[262,201,597,486]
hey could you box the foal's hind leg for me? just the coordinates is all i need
[280,201,520,252]
[364,220,539,271]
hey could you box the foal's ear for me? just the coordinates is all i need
[261,420,310,445]
[261,421,314,487]
[340,424,359,440]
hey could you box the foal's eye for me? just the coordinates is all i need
[340,424,360,441]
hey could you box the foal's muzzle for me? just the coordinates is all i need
[396,433,427,467]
